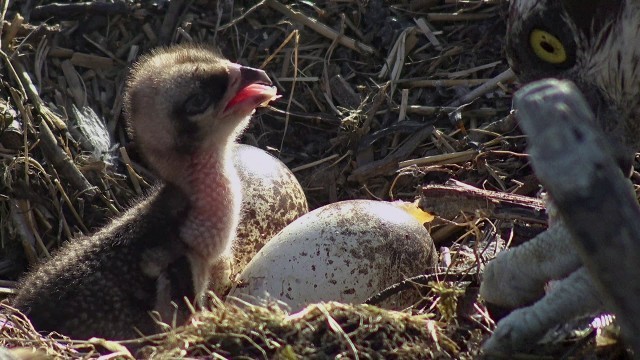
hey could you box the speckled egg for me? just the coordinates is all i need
[232,144,309,275]
[228,200,438,310]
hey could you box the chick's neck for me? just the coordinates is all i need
[178,145,241,264]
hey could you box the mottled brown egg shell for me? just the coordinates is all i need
[232,144,308,276]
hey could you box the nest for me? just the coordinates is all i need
[0,0,627,358]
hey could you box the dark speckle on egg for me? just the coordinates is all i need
[231,144,308,277]
[230,200,437,311]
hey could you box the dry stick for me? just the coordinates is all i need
[142,23,158,44]
[515,79,640,355]
[217,0,266,31]
[414,17,442,50]
[342,13,364,40]
[419,181,547,223]
[38,120,97,198]
[6,54,67,130]
[71,51,117,69]
[82,34,126,66]
[13,156,71,240]
[320,18,344,117]
[447,68,515,108]
[365,272,476,306]
[1,20,58,45]
[60,60,86,107]
[405,106,500,117]
[439,60,503,79]
[380,27,416,80]
[425,13,495,22]
[426,46,464,74]
[402,78,491,88]
[29,1,128,21]
[14,199,49,258]
[260,29,297,69]
[279,30,300,154]
[2,13,23,46]
[348,125,434,182]
[291,154,339,173]
[399,149,477,168]
[0,51,103,211]
[159,0,186,45]
[119,147,142,195]
[292,150,352,173]
[115,33,144,59]
[34,36,49,90]
[0,0,9,45]
[0,287,16,297]
[9,199,38,265]
[7,87,32,185]
[265,0,375,55]
[53,178,89,234]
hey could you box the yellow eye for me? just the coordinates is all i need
[530,29,567,64]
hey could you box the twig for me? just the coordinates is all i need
[4,53,67,130]
[447,68,515,108]
[159,0,186,45]
[414,18,442,50]
[291,154,338,173]
[38,120,97,198]
[217,0,266,31]
[419,180,547,223]
[348,125,434,182]
[292,150,352,173]
[437,60,503,79]
[399,149,477,168]
[425,13,495,22]
[0,0,9,46]
[119,147,142,195]
[30,1,129,21]
[79,35,127,69]
[265,0,375,55]
[9,199,38,265]
[403,106,500,117]
[1,13,23,47]
[365,272,477,306]
[53,178,89,234]
[401,78,494,88]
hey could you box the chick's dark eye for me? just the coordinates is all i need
[183,93,212,115]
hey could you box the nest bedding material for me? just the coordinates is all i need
[0,0,629,358]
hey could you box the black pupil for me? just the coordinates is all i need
[184,93,211,115]
[540,41,554,53]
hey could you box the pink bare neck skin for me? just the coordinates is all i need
[178,144,241,265]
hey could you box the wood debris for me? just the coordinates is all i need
[0,0,624,358]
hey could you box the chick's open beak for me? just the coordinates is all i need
[225,64,277,113]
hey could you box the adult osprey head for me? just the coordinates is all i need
[479,1,640,353]
[506,0,640,167]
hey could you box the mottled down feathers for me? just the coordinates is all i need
[12,45,273,341]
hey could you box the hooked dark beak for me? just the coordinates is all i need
[225,64,277,114]
[239,65,272,88]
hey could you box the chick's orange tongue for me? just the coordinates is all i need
[226,84,277,111]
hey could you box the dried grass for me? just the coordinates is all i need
[139,300,461,359]
[0,0,624,358]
